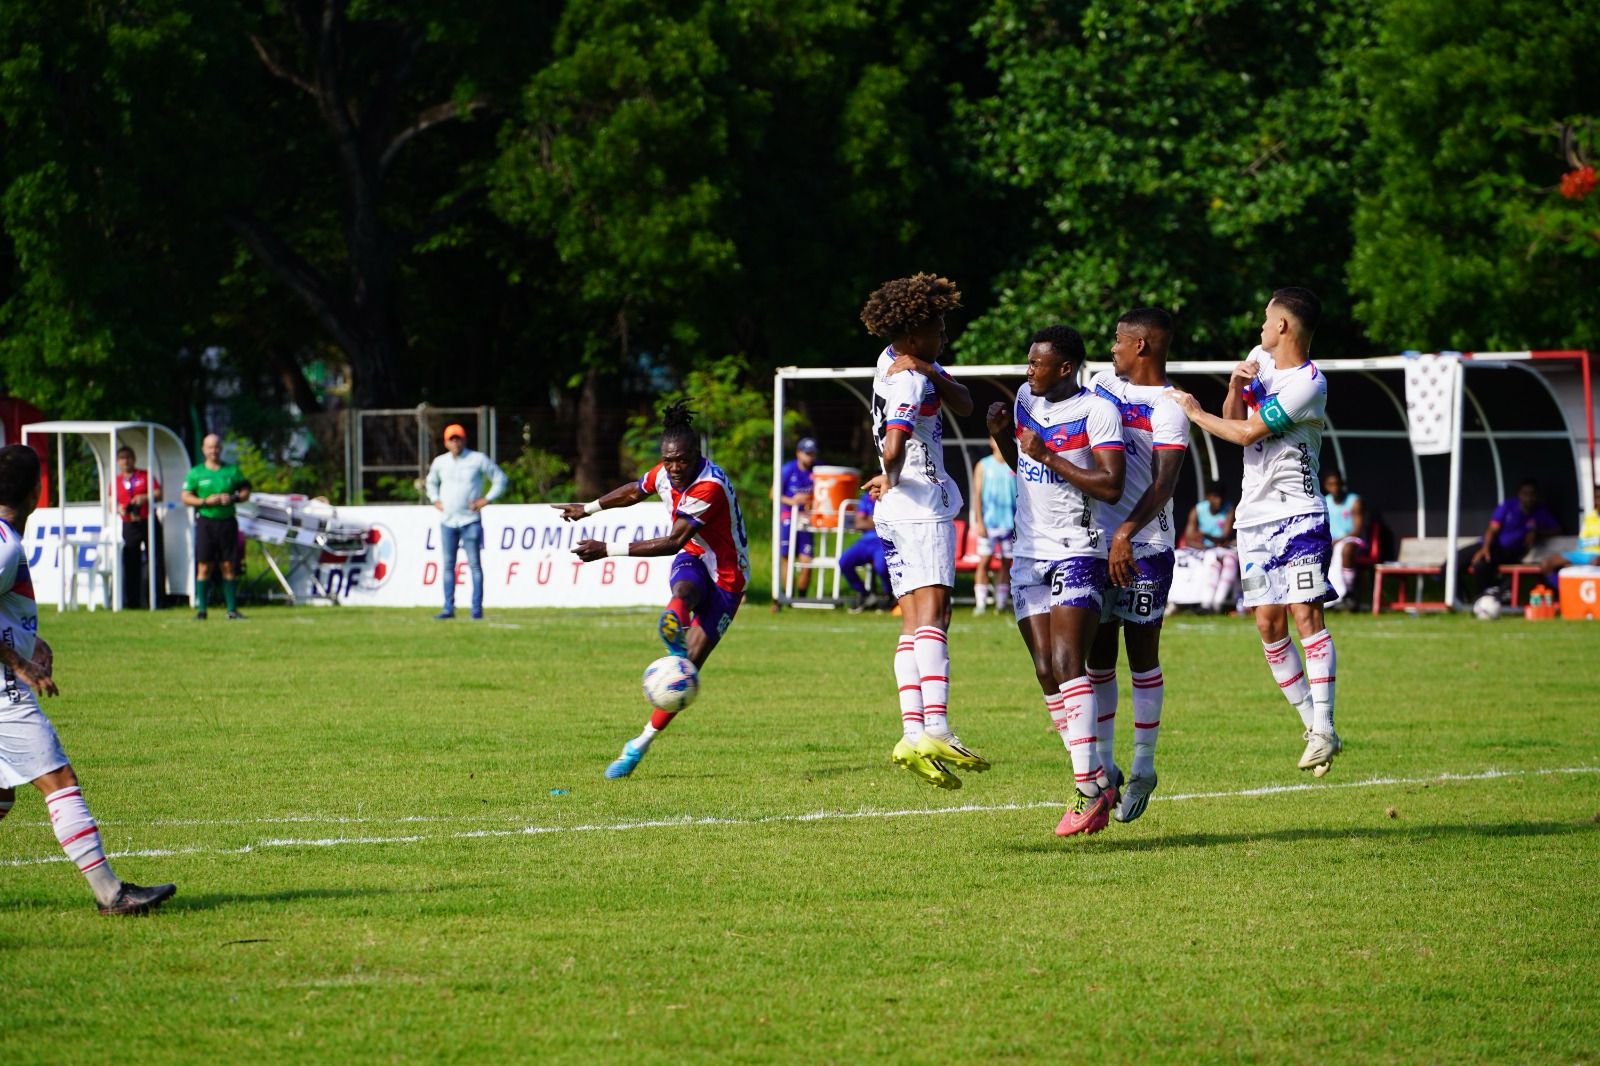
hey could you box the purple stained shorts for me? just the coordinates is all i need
[669,552,741,645]
[1104,545,1176,625]
[1011,555,1108,620]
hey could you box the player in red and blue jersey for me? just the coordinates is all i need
[0,445,176,915]
[560,402,751,779]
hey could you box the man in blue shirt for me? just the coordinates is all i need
[775,437,818,605]
[838,489,889,612]
[1460,478,1561,600]
[425,423,507,619]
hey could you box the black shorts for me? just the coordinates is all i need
[194,516,241,568]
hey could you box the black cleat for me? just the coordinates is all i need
[98,881,177,916]
[226,609,246,620]
[195,611,207,621]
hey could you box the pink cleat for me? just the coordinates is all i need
[1056,788,1113,837]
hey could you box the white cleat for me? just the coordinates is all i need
[1299,730,1341,774]
[1113,771,1158,823]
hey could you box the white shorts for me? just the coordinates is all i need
[1011,555,1108,621]
[876,519,956,599]
[0,695,69,789]
[1238,513,1334,609]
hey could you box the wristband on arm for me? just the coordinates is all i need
[583,500,602,515]
[607,542,631,558]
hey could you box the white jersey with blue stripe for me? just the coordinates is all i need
[1089,371,1189,550]
[1237,348,1327,528]
[1012,382,1124,560]
[870,347,962,523]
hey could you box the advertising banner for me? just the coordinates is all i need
[26,502,675,609]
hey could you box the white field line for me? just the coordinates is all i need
[2,765,1595,870]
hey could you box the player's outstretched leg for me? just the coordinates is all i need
[610,573,720,779]
[36,770,175,916]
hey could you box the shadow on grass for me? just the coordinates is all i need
[171,885,414,913]
[1006,819,1598,855]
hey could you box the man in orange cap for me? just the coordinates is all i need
[425,424,506,619]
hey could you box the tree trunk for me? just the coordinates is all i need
[574,365,608,498]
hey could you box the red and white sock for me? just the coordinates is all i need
[1088,667,1117,778]
[894,637,924,739]
[1130,666,1163,777]
[1057,676,1101,796]
[633,707,676,751]
[914,626,950,736]
[1262,636,1314,731]
[1043,690,1066,737]
[46,785,119,905]
[1301,629,1336,735]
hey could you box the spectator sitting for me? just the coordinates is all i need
[838,488,889,613]
[1541,490,1600,591]
[773,437,818,609]
[1459,478,1561,602]
[1322,469,1366,609]
[1182,481,1238,613]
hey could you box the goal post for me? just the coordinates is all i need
[772,351,1594,611]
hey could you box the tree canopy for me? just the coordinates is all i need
[0,0,1593,491]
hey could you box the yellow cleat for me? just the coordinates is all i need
[892,738,961,790]
[915,731,991,773]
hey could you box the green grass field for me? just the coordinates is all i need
[2,606,1597,1063]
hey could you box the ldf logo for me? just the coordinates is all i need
[313,523,396,599]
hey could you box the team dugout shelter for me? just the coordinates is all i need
[771,350,1594,609]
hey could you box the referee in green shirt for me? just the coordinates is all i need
[181,433,252,620]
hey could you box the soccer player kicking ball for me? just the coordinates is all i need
[1084,308,1190,823]
[988,326,1126,835]
[558,402,750,779]
[0,445,176,915]
[858,273,988,790]
[1168,287,1342,775]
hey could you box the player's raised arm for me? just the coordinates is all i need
[555,480,645,522]
[986,401,1019,468]
[887,351,973,417]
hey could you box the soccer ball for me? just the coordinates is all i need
[642,655,699,712]
[1472,594,1503,621]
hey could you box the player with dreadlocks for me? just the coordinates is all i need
[859,273,988,790]
[559,401,751,778]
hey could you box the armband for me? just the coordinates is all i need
[607,542,631,558]
[584,500,603,515]
[1258,397,1293,435]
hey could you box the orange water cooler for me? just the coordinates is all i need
[1557,566,1600,620]
[809,466,861,528]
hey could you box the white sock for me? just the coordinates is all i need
[995,582,1010,609]
[1057,677,1101,796]
[1328,563,1349,600]
[1301,629,1336,735]
[1087,667,1117,778]
[974,584,990,611]
[1130,666,1163,776]
[914,626,950,736]
[46,785,119,905]
[1262,636,1314,731]
[894,637,923,739]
